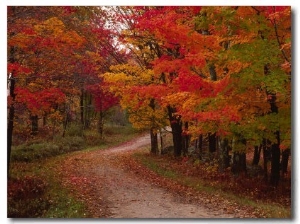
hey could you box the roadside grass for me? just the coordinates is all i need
[11,124,139,162]
[133,151,291,218]
[8,124,141,218]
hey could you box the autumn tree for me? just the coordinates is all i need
[7,6,126,176]
[107,6,290,186]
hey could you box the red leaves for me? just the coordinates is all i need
[8,63,32,76]
[15,87,65,115]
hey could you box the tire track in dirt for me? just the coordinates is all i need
[61,134,235,218]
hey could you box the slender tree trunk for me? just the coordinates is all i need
[265,65,281,186]
[150,128,158,155]
[262,138,270,182]
[231,137,247,175]
[43,115,47,126]
[218,138,230,172]
[208,133,217,153]
[232,152,247,175]
[98,111,104,139]
[182,122,190,156]
[80,88,84,127]
[7,70,15,178]
[159,129,164,155]
[62,113,68,137]
[30,115,38,135]
[270,130,281,186]
[268,93,281,187]
[281,148,290,176]
[252,145,262,165]
[62,104,70,138]
[97,97,104,138]
[167,106,182,157]
[198,134,203,160]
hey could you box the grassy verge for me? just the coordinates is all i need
[8,125,141,218]
[11,124,140,163]
[133,151,291,218]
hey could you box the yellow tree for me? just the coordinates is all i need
[102,63,168,154]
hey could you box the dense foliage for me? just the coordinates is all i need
[8,6,291,187]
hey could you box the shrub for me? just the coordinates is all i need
[8,176,50,218]
[11,136,85,162]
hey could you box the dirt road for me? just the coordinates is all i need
[61,134,235,218]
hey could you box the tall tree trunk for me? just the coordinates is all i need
[231,137,247,175]
[262,138,270,182]
[252,145,262,165]
[62,104,70,137]
[208,132,217,153]
[84,93,92,129]
[30,115,38,135]
[149,98,159,155]
[270,130,281,186]
[182,122,190,156]
[7,71,15,178]
[218,138,230,172]
[98,111,104,139]
[97,98,104,138]
[268,93,281,187]
[232,152,247,175]
[80,88,84,127]
[198,134,203,160]
[265,65,281,186]
[150,128,158,155]
[281,148,290,176]
[159,129,164,155]
[167,106,182,157]
[62,113,68,138]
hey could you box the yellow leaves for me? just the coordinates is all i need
[34,17,65,32]
[48,110,63,122]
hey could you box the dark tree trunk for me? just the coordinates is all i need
[197,134,203,160]
[149,98,159,155]
[98,111,104,139]
[80,88,84,127]
[30,115,39,135]
[160,131,164,154]
[268,93,281,187]
[62,113,68,138]
[167,106,182,157]
[97,98,104,138]
[7,71,15,178]
[43,115,47,126]
[208,133,217,153]
[262,138,270,182]
[231,137,247,175]
[150,128,158,155]
[281,148,290,176]
[270,130,281,186]
[265,65,281,187]
[209,64,217,81]
[252,145,262,165]
[232,152,247,175]
[218,138,230,172]
[182,122,190,156]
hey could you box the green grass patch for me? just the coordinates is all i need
[11,124,140,162]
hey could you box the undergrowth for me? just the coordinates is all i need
[133,151,291,218]
[8,124,140,218]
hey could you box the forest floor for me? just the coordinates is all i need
[58,133,287,218]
